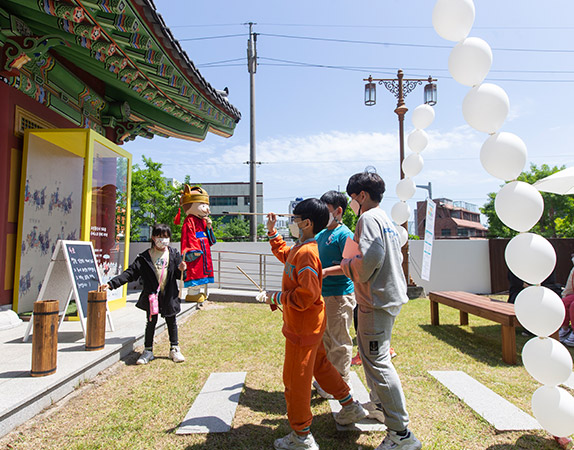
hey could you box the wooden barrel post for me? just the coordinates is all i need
[31,299,59,377]
[86,288,107,351]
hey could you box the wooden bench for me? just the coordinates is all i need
[428,291,521,365]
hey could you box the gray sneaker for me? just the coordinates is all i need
[559,327,572,343]
[363,401,386,423]
[274,431,319,450]
[169,346,185,363]
[335,400,367,425]
[136,349,154,365]
[563,332,574,347]
[376,429,422,450]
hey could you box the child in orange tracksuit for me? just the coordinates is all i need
[263,199,366,450]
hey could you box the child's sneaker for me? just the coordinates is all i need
[563,332,574,347]
[273,431,319,450]
[313,380,334,399]
[363,401,386,423]
[335,400,367,425]
[136,349,154,365]
[559,327,572,343]
[169,346,185,363]
[351,352,362,366]
[376,429,422,450]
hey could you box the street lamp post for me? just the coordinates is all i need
[364,69,437,283]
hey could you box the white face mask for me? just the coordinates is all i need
[349,198,361,216]
[154,237,170,249]
[288,222,300,239]
[328,212,335,226]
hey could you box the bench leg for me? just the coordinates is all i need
[430,300,439,325]
[460,311,469,326]
[501,325,517,365]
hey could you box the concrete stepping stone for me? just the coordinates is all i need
[176,371,246,434]
[328,371,386,432]
[429,370,542,431]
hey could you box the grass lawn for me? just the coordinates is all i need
[2,297,573,450]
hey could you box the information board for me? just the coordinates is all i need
[65,242,101,320]
[23,240,113,342]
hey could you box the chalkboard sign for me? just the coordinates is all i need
[64,242,101,320]
[23,240,113,342]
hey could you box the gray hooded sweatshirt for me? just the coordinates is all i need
[340,207,408,314]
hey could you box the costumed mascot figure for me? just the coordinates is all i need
[174,185,216,303]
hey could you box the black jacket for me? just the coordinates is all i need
[108,247,184,317]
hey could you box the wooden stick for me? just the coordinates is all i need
[179,270,185,299]
[236,266,263,292]
[222,211,294,217]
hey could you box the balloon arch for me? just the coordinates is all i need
[429,0,574,438]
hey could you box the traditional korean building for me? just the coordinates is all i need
[0,0,241,313]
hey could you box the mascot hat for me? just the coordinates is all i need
[174,185,209,225]
[180,185,209,206]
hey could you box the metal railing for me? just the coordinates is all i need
[212,249,284,291]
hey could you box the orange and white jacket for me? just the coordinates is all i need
[268,231,326,346]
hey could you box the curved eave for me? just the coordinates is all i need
[129,0,241,122]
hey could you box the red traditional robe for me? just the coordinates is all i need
[181,214,216,287]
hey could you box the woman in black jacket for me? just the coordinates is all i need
[103,224,186,365]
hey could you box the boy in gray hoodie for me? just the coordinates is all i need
[323,172,421,450]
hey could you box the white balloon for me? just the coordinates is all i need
[505,233,556,285]
[432,0,476,42]
[515,286,565,337]
[522,337,572,386]
[391,201,411,225]
[407,129,429,153]
[480,132,527,181]
[449,37,493,87]
[395,224,408,247]
[402,153,424,178]
[396,178,416,201]
[532,386,574,437]
[494,181,544,232]
[412,104,436,129]
[462,83,510,134]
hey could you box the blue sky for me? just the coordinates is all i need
[124,0,574,221]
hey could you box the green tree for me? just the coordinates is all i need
[130,156,180,241]
[481,163,574,238]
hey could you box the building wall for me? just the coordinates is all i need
[0,82,77,308]
[198,182,264,224]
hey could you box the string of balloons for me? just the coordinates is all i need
[432,0,574,438]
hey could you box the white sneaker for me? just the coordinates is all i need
[376,429,422,450]
[335,400,367,425]
[136,349,154,365]
[559,327,572,343]
[313,380,334,399]
[363,401,386,423]
[273,431,319,450]
[563,332,574,347]
[169,346,185,363]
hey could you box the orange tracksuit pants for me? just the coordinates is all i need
[284,337,351,432]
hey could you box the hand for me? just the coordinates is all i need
[266,213,277,233]
[205,216,212,228]
[99,284,109,291]
[178,261,186,271]
[255,290,267,303]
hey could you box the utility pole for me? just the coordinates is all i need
[247,22,257,242]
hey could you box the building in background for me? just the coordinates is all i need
[198,182,264,225]
[416,198,487,239]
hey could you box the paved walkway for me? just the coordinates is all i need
[0,288,255,438]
